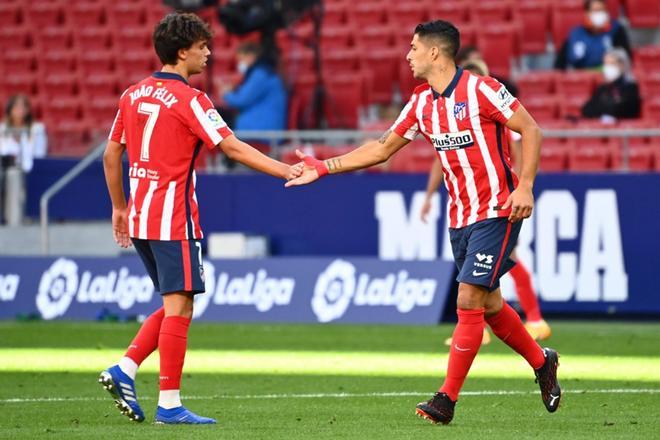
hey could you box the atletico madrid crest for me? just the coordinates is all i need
[454,101,467,120]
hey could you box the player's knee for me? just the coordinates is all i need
[484,289,504,317]
[163,292,194,318]
[456,283,487,310]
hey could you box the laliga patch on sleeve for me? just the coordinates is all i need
[496,87,514,110]
[205,108,225,129]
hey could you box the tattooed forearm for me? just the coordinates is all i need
[379,130,392,144]
[325,158,342,173]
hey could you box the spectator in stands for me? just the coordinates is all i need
[581,48,641,121]
[0,94,47,224]
[554,0,632,70]
[219,42,287,148]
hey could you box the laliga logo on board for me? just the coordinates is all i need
[36,258,154,320]
[193,261,295,318]
[312,259,437,323]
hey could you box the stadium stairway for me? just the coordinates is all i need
[0,221,128,256]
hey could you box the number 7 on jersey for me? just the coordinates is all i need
[137,102,161,162]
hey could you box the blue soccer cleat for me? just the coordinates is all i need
[98,365,145,422]
[154,406,217,424]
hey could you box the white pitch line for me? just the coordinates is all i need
[1,388,659,404]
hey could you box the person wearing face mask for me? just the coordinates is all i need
[219,42,287,152]
[581,48,641,121]
[554,0,632,70]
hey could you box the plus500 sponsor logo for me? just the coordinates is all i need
[36,258,154,319]
[311,259,437,323]
[193,261,295,318]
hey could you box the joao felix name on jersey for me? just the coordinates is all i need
[109,72,233,241]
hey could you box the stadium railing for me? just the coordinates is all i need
[39,128,660,254]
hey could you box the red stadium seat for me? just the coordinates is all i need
[0,26,31,50]
[323,2,348,26]
[211,50,236,75]
[44,98,82,123]
[635,46,660,71]
[106,3,147,27]
[559,95,588,119]
[3,49,36,74]
[476,24,520,78]
[639,73,660,97]
[73,27,113,51]
[517,71,556,98]
[568,142,616,171]
[626,144,655,171]
[523,96,560,122]
[555,70,601,100]
[432,2,470,26]
[473,0,513,24]
[347,3,387,28]
[353,25,395,49]
[34,26,72,51]
[320,24,355,51]
[79,73,119,99]
[38,49,77,75]
[40,74,78,99]
[363,49,400,104]
[386,3,429,30]
[515,2,551,54]
[388,139,436,173]
[78,50,116,75]
[67,3,106,27]
[1,74,38,96]
[146,4,173,28]
[625,0,660,28]
[324,76,362,128]
[85,97,120,129]
[539,140,570,172]
[550,0,584,50]
[114,26,152,52]
[0,3,22,27]
[282,47,315,77]
[287,74,319,129]
[25,2,63,28]
[120,49,159,77]
[642,96,660,122]
[322,48,361,74]
[48,121,90,157]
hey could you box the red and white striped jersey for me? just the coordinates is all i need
[109,71,233,240]
[391,67,521,229]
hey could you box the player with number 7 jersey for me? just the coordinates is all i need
[101,12,302,426]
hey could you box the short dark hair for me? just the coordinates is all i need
[153,12,212,65]
[584,0,605,10]
[414,20,460,59]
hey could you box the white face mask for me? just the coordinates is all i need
[590,11,609,28]
[237,61,249,74]
[603,63,622,82]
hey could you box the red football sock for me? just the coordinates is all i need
[158,315,191,391]
[486,302,545,369]
[439,308,485,401]
[509,262,543,322]
[124,307,165,365]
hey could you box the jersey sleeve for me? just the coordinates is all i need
[390,92,420,140]
[108,109,126,144]
[477,76,521,125]
[186,92,234,149]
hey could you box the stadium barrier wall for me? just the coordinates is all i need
[22,160,660,315]
[0,257,454,323]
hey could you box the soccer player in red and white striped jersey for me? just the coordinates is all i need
[101,12,301,425]
[286,20,561,424]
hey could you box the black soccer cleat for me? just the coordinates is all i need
[415,392,456,425]
[534,347,561,413]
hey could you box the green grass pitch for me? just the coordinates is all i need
[1,321,659,439]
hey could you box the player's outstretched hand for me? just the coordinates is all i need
[501,185,533,222]
[285,162,304,180]
[284,149,328,187]
[112,207,132,248]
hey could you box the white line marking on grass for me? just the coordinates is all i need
[1,388,659,404]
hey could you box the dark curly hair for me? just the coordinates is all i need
[153,12,213,65]
[414,20,460,59]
